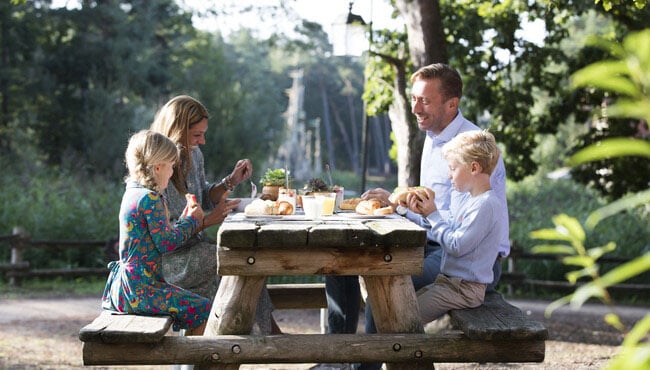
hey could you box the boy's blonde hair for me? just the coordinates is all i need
[125,130,180,192]
[442,130,500,175]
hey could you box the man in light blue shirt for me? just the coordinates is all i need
[357,63,510,370]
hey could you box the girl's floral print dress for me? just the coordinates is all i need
[102,182,211,330]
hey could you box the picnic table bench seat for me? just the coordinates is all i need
[79,287,547,366]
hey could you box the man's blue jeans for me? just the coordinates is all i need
[325,275,361,334]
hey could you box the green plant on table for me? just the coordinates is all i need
[260,168,292,187]
[302,178,330,193]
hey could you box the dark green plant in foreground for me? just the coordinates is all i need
[532,28,650,370]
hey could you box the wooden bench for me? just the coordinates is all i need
[79,286,547,366]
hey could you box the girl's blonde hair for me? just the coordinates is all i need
[443,130,500,175]
[150,95,209,194]
[125,130,180,192]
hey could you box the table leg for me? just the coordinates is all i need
[363,275,434,370]
[198,275,266,370]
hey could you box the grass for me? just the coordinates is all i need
[0,276,105,299]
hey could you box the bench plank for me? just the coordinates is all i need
[267,283,328,309]
[79,310,173,343]
[449,292,548,341]
[83,333,545,365]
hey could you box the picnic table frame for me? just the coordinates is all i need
[200,212,430,370]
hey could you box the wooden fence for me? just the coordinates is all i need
[1,226,649,296]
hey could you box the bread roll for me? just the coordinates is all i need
[389,186,432,204]
[339,197,361,210]
[355,199,382,215]
[276,201,294,215]
[373,205,394,215]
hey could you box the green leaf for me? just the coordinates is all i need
[553,214,586,244]
[586,189,650,229]
[566,267,595,284]
[622,313,650,346]
[571,61,639,96]
[571,283,605,307]
[598,253,650,287]
[529,228,573,242]
[562,255,594,268]
[567,138,650,167]
[608,99,650,121]
[604,313,625,332]
[544,295,573,318]
[531,245,576,255]
[586,242,617,260]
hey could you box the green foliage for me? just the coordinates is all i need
[568,29,650,200]
[508,174,649,286]
[0,154,121,269]
[259,168,291,187]
[532,26,650,370]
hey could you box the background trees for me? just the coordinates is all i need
[0,1,647,299]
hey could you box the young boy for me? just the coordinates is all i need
[405,130,507,323]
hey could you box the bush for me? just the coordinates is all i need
[508,174,650,285]
[0,156,122,269]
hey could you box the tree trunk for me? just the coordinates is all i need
[388,0,448,186]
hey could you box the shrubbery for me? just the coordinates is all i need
[508,174,650,286]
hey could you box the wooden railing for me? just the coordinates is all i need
[2,227,649,297]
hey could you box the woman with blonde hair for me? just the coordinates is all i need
[150,95,280,334]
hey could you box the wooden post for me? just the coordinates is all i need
[10,227,28,287]
[197,275,266,370]
[362,275,433,370]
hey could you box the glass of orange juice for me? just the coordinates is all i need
[317,193,336,216]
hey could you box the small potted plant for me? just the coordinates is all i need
[302,178,330,195]
[259,168,292,201]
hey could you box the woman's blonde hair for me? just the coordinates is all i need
[125,130,180,192]
[150,95,209,193]
[442,130,500,175]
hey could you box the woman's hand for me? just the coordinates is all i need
[228,159,253,187]
[203,190,239,228]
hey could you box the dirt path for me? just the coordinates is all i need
[0,295,647,369]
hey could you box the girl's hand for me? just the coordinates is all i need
[228,159,253,187]
[181,193,199,219]
[186,203,204,225]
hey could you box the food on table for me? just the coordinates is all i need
[185,193,199,207]
[389,186,433,204]
[339,197,362,210]
[355,199,393,215]
[276,201,294,215]
[244,198,294,216]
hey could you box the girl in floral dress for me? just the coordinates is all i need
[102,130,210,335]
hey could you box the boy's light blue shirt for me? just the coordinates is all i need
[427,190,506,284]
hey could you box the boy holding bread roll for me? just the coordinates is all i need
[406,130,506,323]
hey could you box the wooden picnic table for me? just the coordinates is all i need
[201,211,429,370]
[79,211,546,368]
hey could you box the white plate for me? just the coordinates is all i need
[244,214,284,219]
[340,213,388,219]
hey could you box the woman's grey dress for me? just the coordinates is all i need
[161,147,275,334]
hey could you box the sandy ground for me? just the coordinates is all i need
[0,296,647,369]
